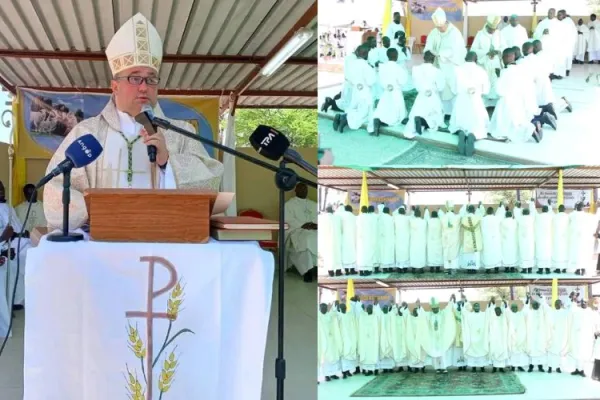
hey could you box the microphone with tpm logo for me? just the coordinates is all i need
[135,104,158,163]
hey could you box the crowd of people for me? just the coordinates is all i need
[318,292,600,382]
[319,8,600,157]
[319,200,600,277]
[319,29,349,60]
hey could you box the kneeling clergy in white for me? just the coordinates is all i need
[373,48,409,136]
[345,45,377,133]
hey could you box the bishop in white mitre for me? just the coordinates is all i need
[285,183,318,280]
[15,184,46,233]
[419,297,457,373]
[43,13,224,232]
[471,16,503,106]
[501,15,529,51]
[394,207,410,271]
[423,8,467,116]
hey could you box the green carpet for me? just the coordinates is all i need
[387,270,524,280]
[351,371,526,397]
[383,142,513,166]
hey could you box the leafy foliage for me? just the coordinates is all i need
[484,190,533,206]
[222,109,318,147]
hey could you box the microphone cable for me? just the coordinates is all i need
[0,199,34,358]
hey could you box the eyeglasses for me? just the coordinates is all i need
[116,76,160,86]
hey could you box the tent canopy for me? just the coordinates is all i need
[0,0,317,109]
[318,166,600,192]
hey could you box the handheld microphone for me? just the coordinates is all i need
[249,125,317,177]
[35,134,103,189]
[135,104,157,163]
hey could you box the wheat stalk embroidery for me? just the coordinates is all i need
[124,280,194,399]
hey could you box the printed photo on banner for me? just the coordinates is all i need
[19,88,218,156]
[349,190,405,210]
[535,189,592,209]
[408,0,463,22]
[338,288,396,305]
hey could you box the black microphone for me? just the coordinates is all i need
[249,125,317,177]
[135,104,157,163]
[36,134,103,189]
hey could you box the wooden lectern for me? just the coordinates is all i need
[84,189,218,243]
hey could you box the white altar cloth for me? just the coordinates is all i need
[24,237,274,400]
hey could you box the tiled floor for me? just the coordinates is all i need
[0,271,317,400]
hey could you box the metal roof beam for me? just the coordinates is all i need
[17,86,316,97]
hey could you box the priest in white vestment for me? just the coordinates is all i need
[488,300,509,371]
[482,206,503,272]
[507,302,528,370]
[357,207,376,275]
[377,305,396,372]
[409,209,427,272]
[341,206,358,274]
[319,207,343,277]
[419,297,457,373]
[525,294,550,372]
[568,203,595,275]
[337,303,359,377]
[567,301,600,376]
[386,12,405,42]
[551,205,569,273]
[449,52,490,156]
[406,303,428,371]
[462,300,490,370]
[285,183,318,281]
[368,37,390,68]
[425,209,443,272]
[15,184,46,233]
[460,205,483,273]
[391,304,409,370]
[379,207,395,272]
[358,305,380,374]
[424,8,467,116]
[451,299,467,369]
[545,298,569,373]
[440,202,461,273]
[471,16,503,106]
[501,16,529,51]
[533,201,553,273]
[318,304,342,380]
[557,11,579,76]
[534,9,564,78]
[394,207,410,271]
[588,15,600,62]
[517,203,536,273]
[373,48,409,136]
[500,210,519,271]
[575,19,590,63]
[43,13,224,232]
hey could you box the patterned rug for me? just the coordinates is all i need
[351,371,526,397]
[383,142,513,166]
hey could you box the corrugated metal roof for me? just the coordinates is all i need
[0,0,317,108]
[319,166,600,192]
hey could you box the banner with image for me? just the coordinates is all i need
[349,190,405,211]
[338,288,396,306]
[535,189,592,209]
[408,0,463,22]
[529,285,582,303]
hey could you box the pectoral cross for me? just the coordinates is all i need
[117,132,144,187]
[114,149,148,188]
[125,256,178,400]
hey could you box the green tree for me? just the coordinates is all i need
[485,190,533,206]
[588,0,600,13]
[222,109,317,148]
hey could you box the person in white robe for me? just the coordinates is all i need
[449,52,490,157]
[373,205,383,271]
[424,7,467,116]
[358,304,380,375]
[337,303,359,378]
[373,48,408,136]
[556,10,579,77]
[0,181,30,310]
[534,8,565,78]
[357,206,376,275]
[482,205,503,273]
[517,203,536,273]
[379,207,396,272]
[335,45,377,134]
[545,298,570,373]
[394,207,410,272]
[501,15,529,51]
[461,299,489,370]
[405,51,446,139]
[489,49,541,143]
[368,36,390,68]
[318,304,342,380]
[285,183,318,281]
[319,206,343,277]
[525,294,550,372]
[440,201,461,274]
[471,16,503,107]
[43,13,224,231]
[506,301,528,371]
[488,299,509,371]
[419,297,457,373]
[551,204,569,273]
[14,184,46,233]
[323,47,358,113]
[567,300,599,377]
[391,303,409,370]
[533,201,553,274]
[340,205,358,275]
[500,210,519,271]
[529,41,560,119]
[376,304,396,372]
[588,14,600,63]
[460,205,483,273]
[517,43,551,129]
[406,301,429,372]
[568,202,595,275]
[425,209,443,272]
[451,297,467,369]
[575,19,590,63]
[409,208,427,272]
[386,12,405,43]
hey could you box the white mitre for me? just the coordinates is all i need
[486,15,501,30]
[105,12,163,76]
[432,8,447,27]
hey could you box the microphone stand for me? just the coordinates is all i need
[150,117,316,400]
[46,169,84,242]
